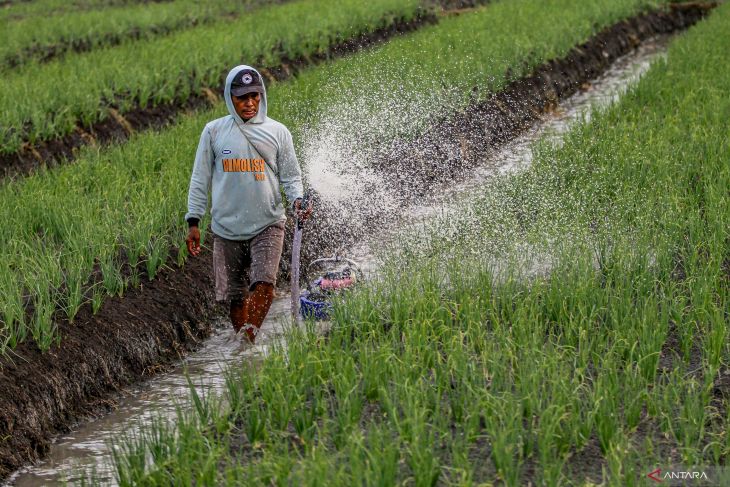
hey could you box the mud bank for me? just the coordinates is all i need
[0,252,217,479]
[0,2,716,481]
[0,12,438,180]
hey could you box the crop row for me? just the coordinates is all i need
[0,0,426,155]
[0,0,670,354]
[0,0,161,22]
[105,3,730,484]
[0,0,288,70]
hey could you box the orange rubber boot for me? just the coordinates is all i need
[229,298,249,334]
[240,282,275,343]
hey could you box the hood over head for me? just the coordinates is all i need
[224,65,268,124]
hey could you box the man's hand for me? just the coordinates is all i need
[186,226,201,256]
[294,198,313,222]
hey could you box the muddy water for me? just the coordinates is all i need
[6,37,669,487]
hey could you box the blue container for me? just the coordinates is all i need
[299,290,332,320]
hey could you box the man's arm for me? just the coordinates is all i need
[185,125,214,256]
[277,127,304,208]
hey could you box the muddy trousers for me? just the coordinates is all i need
[213,221,285,342]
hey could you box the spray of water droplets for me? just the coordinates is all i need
[281,39,670,280]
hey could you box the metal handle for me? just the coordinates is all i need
[296,189,313,230]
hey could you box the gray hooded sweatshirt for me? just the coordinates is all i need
[185,65,303,240]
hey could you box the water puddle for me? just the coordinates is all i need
[5,36,669,487]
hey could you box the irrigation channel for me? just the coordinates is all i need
[7,37,671,486]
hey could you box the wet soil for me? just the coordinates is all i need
[0,250,217,479]
[0,2,718,482]
[0,12,439,180]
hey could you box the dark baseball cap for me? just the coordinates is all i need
[230,69,264,97]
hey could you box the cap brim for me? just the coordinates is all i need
[231,86,263,97]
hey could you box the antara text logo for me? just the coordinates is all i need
[647,467,709,483]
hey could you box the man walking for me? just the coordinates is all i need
[185,64,310,343]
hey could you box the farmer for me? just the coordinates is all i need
[185,64,311,343]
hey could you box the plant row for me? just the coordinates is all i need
[0,0,670,353]
[0,0,288,70]
[105,2,730,484]
[0,0,426,155]
[0,0,163,22]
